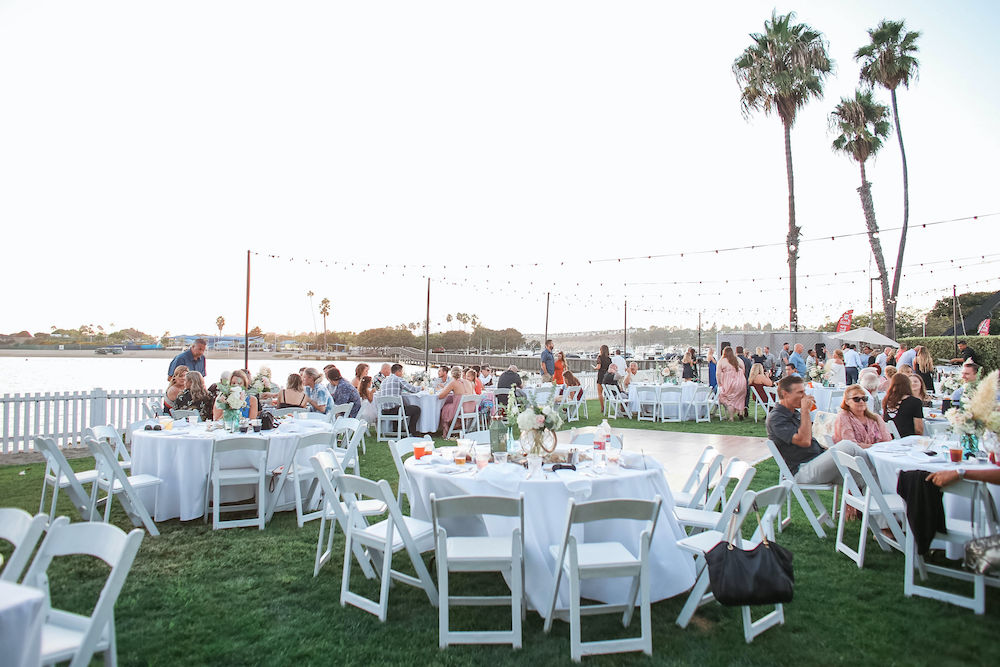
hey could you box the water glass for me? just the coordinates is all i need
[527,454,543,478]
[493,451,508,465]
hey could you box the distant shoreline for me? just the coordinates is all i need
[0,348,392,363]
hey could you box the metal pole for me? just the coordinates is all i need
[424,278,430,372]
[623,300,628,356]
[244,250,251,371]
[698,312,702,354]
[544,292,550,344]
[953,285,959,356]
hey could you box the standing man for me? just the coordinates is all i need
[379,363,423,434]
[950,340,981,366]
[897,342,916,369]
[169,338,207,378]
[778,342,791,379]
[789,343,807,376]
[763,346,777,377]
[875,347,889,372]
[610,349,627,380]
[540,340,556,382]
[844,344,860,386]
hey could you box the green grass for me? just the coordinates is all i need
[1,400,997,666]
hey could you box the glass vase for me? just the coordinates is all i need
[520,428,556,456]
[223,409,240,432]
[961,432,980,459]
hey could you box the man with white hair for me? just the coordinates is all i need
[496,364,523,406]
[373,363,392,390]
[789,343,807,376]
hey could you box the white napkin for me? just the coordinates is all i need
[554,469,592,499]
[621,452,651,470]
[477,464,524,492]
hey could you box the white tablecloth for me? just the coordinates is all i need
[405,453,696,614]
[402,392,445,433]
[131,420,334,521]
[627,382,700,419]
[867,436,1000,558]
[805,385,841,412]
[0,581,44,667]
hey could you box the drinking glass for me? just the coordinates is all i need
[476,452,490,470]
[493,451,508,465]
[527,454,543,478]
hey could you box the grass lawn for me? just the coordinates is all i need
[1,400,997,666]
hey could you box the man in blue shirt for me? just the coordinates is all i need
[540,339,555,382]
[168,339,207,378]
[789,343,807,376]
[326,367,361,417]
[843,344,859,385]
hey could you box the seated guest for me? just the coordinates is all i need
[207,369,231,401]
[496,365,523,406]
[765,375,870,485]
[748,362,774,405]
[897,364,913,376]
[951,362,979,403]
[438,367,476,432]
[806,349,818,370]
[213,369,259,420]
[878,365,897,392]
[301,367,333,413]
[165,365,189,413]
[622,362,639,390]
[173,371,214,422]
[327,368,361,418]
[784,363,800,379]
[909,374,931,407]
[603,363,622,388]
[833,384,891,446]
[479,366,494,386]
[352,363,369,390]
[563,370,581,387]
[274,373,308,409]
[470,367,484,394]
[882,373,924,437]
[432,365,450,390]
[373,363,391,390]
[682,351,698,381]
[858,369,881,412]
[378,363,422,434]
[358,377,377,424]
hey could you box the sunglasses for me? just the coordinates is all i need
[848,396,866,403]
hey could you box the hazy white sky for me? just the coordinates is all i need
[1,0,997,338]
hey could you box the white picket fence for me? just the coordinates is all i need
[0,388,162,453]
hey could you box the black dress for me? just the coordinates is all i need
[597,355,611,384]
[682,362,696,380]
[884,395,924,438]
[173,389,214,423]
[914,362,935,396]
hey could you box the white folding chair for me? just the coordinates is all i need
[34,436,98,522]
[445,394,483,439]
[904,480,1000,614]
[22,517,144,667]
[309,451,387,578]
[831,450,907,568]
[84,437,161,536]
[84,425,133,471]
[432,493,525,649]
[375,395,409,442]
[885,419,902,439]
[491,388,512,417]
[462,430,491,444]
[169,409,199,421]
[334,473,437,621]
[204,437,269,530]
[0,508,47,583]
[672,447,724,509]
[658,386,684,423]
[142,401,160,419]
[543,496,662,661]
[675,483,792,642]
[634,385,659,422]
[330,403,353,422]
[272,407,308,417]
[688,386,715,423]
[389,436,433,508]
[765,439,838,538]
[329,419,365,477]
[826,389,845,413]
[266,430,335,526]
[603,385,632,419]
[560,386,585,422]
[674,459,756,534]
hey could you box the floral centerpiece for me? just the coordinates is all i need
[659,360,681,383]
[408,371,428,387]
[940,372,963,396]
[806,363,824,383]
[506,390,562,456]
[251,367,273,395]
[944,369,1000,458]
[214,380,247,429]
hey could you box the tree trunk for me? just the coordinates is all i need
[887,88,909,340]
[857,161,893,337]
[783,121,799,331]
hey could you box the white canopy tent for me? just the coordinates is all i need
[828,327,899,348]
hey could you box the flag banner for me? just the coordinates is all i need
[835,310,854,333]
[978,318,990,336]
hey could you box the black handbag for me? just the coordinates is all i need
[261,411,277,431]
[704,502,795,606]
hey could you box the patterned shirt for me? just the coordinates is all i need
[331,381,362,418]
[305,383,333,413]
[378,374,420,397]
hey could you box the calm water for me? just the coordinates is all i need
[0,356,426,395]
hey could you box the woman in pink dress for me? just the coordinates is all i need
[437,366,475,433]
[717,347,747,420]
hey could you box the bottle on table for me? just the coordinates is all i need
[593,419,611,472]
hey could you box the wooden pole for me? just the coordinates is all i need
[544,292,550,344]
[424,278,430,372]
[244,250,250,371]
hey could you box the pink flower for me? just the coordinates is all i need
[536,415,545,427]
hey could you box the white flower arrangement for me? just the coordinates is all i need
[944,369,999,437]
[514,393,563,436]
[408,371,428,386]
[806,364,824,382]
[940,373,963,395]
[214,381,247,413]
[659,360,681,380]
[250,368,273,395]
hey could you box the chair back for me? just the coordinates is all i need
[464,430,491,444]
[389,436,432,504]
[375,394,404,411]
[213,436,268,456]
[86,424,132,467]
[704,458,756,528]
[170,409,199,420]
[273,407,307,417]
[431,493,524,543]
[679,446,723,499]
[331,403,353,420]
[33,436,94,520]
[0,509,47,583]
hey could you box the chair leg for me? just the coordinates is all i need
[377,548,393,622]
[569,567,582,662]
[676,560,712,628]
[511,550,523,649]
[438,549,449,648]
[640,556,652,656]
[314,515,327,577]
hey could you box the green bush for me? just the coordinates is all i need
[899,335,1000,371]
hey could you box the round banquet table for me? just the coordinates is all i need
[0,580,45,667]
[402,391,445,433]
[627,382,700,419]
[804,384,842,412]
[131,419,335,522]
[867,436,1000,558]
[404,451,696,615]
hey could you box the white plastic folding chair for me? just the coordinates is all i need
[688,386,715,423]
[633,385,659,422]
[903,480,1000,614]
[826,389,845,413]
[266,430,335,526]
[675,483,792,643]
[560,386,586,422]
[885,419,901,439]
[445,394,483,439]
[491,388,512,416]
[272,407,307,417]
[34,436,98,522]
[84,425,133,471]
[543,496,662,662]
[765,439,838,538]
[603,385,632,419]
[204,436,269,530]
[22,516,144,667]
[389,436,433,508]
[672,447,724,509]
[375,395,409,442]
[831,450,907,568]
[141,401,160,419]
[334,473,437,621]
[329,403,353,422]
[169,409,199,421]
[658,386,684,423]
[462,430,491,444]
[432,493,525,649]
[674,459,756,534]
[85,437,162,536]
[0,508,47,583]
[309,451,387,578]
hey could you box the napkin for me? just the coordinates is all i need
[621,452,650,470]
[553,469,592,498]
[477,464,524,492]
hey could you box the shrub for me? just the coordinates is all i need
[899,335,1000,372]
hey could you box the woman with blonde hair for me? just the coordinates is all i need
[165,365,189,413]
[682,350,697,381]
[213,369,259,420]
[913,346,935,395]
[173,370,214,422]
[352,363,369,390]
[437,366,476,432]
[878,365,897,392]
[747,362,773,407]
[833,384,891,446]
[275,373,308,409]
[716,346,747,420]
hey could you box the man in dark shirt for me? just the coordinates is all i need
[496,365,524,406]
[168,338,207,378]
[765,375,868,485]
[950,340,980,366]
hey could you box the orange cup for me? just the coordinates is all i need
[949,448,963,463]
[413,444,425,459]
[454,453,467,465]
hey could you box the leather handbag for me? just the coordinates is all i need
[705,503,795,606]
[964,483,1000,575]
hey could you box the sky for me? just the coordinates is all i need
[1,0,998,338]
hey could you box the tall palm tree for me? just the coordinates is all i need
[319,298,330,351]
[830,89,893,333]
[216,316,225,340]
[733,11,832,331]
[306,290,317,335]
[855,19,920,340]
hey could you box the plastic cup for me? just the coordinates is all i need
[476,452,490,470]
[527,454,543,477]
[187,416,198,425]
[493,451,508,465]
[949,448,963,463]
[454,451,467,465]
[413,443,426,459]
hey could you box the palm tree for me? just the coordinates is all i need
[319,298,331,351]
[855,20,920,339]
[446,314,453,327]
[733,11,832,331]
[830,89,893,335]
[306,290,317,335]
[216,316,225,340]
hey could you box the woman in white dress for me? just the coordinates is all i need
[357,377,377,426]
[825,349,847,386]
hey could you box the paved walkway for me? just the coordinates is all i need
[557,427,770,490]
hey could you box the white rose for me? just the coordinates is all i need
[542,406,552,415]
